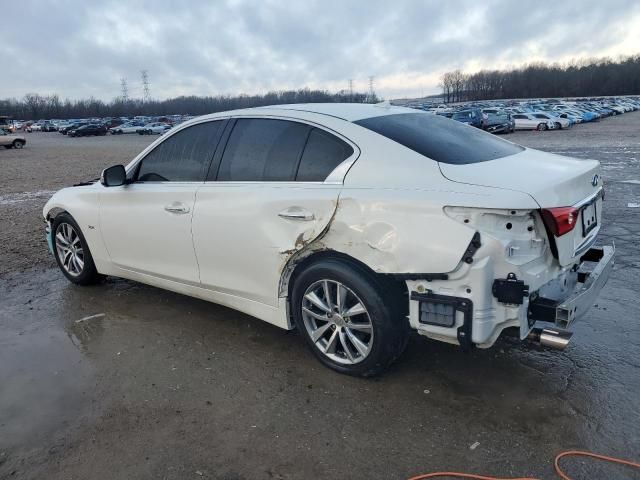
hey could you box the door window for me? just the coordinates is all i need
[296,128,354,181]
[136,121,223,182]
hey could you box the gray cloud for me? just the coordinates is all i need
[2,0,639,100]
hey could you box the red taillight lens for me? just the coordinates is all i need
[541,207,579,237]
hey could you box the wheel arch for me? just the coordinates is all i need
[280,249,408,318]
[45,206,68,222]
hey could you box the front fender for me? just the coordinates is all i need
[43,186,111,273]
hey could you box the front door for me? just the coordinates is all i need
[99,120,226,284]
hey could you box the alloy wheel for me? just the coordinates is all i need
[55,222,84,276]
[301,279,374,365]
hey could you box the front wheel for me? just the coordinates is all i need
[537,123,547,131]
[52,213,103,285]
[292,259,408,377]
[554,122,562,130]
[13,140,24,149]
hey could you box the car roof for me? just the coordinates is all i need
[199,103,419,123]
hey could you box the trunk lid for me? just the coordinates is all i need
[438,147,600,208]
[439,148,603,266]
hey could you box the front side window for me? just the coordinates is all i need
[136,121,223,182]
[217,119,310,181]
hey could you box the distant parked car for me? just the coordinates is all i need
[104,118,125,129]
[68,124,108,137]
[0,130,27,148]
[484,113,513,134]
[109,122,144,134]
[60,123,87,135]
[28,124,42,132]
[511,113,555,131]
[137,122,171,135]
[451,109,487,129]
[531,113,571,130]
[42,121,57,132]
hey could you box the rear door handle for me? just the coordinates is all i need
[278,207,315,221]
[164,203,190,214]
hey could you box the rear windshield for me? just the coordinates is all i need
[354,112,523,164]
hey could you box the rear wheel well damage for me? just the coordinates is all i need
[281,250,409,326]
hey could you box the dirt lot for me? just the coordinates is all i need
[1,118,639,479]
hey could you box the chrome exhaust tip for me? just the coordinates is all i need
[527,327,573,350]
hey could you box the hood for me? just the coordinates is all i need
[438,148,601,208]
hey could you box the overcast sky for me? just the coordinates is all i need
[3,0,639,101]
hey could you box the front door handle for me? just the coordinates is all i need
[164,203,190,214]
[278,207,315,221]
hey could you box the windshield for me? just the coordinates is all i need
[354,112,523,165]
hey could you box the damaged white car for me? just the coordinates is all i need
[43,104,614,376]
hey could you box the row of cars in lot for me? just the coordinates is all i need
[406,96,640,133]
[5,115,188,138]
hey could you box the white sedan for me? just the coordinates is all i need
[43,104,613,376]
[530,112,572,129]
[511,113,555,131]
[109,123,144,134]
[137,122,171,135]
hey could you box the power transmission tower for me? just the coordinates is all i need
[348,79,354,102]
[141,70,151,102]
[368,76,375,102]
[120,78,129,102]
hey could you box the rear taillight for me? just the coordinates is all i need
[540,207,579,237]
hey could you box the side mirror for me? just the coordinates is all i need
[101,165,127,187]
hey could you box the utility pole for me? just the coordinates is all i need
[141,70,151,102]
[368,75,375,102]
[348,79,354,102]
[120,78,129,102]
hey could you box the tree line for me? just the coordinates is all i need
[440,54,640,102]
[0,89,377,120]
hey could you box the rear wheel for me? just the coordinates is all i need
[292,259,408,377]
[537,123,547,131]
[554,122,562,130]
[52,213,102,285]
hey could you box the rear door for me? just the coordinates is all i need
[99,120,225,283]
[192,117,356,306]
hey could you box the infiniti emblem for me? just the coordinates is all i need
[591,174,599,187]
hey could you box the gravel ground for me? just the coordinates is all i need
[0,116,639,480]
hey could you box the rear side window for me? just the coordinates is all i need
[136,121,223,182]
[354,113,523,164]
[296,128,354,181]
[217,119,310,181]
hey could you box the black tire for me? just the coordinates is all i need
[51,213,103,285]
[537,123,547,131]
[291,258,409,377]
[12,140,24,149]
[554,122,562,130]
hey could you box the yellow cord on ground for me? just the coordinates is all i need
[407,450,640,480]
